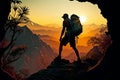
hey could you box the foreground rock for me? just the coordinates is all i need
[26,57,98,80]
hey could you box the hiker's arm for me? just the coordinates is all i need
[59,25,65,41]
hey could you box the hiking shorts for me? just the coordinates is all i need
[61,33,76,47]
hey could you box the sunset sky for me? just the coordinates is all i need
[19,0,110,62]
[22,0,107,27]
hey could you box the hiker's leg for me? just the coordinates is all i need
[70,35,81,61]
[58,43,63,58]
[72,46,81,62]
[58,36,68,58]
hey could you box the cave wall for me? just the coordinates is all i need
[77,0,119,79]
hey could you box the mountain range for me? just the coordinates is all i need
[4,25,57,78]
[5,22,110,79]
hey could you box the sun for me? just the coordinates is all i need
[79,16,86,24]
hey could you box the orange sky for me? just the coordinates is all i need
[20,0,108,58]
[22,0,107,27]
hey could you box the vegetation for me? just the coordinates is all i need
[87,26,112,53]
[0,0,29,79]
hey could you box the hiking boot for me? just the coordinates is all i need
[77,58,81,64]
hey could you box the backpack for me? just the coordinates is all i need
[70,14,83,36]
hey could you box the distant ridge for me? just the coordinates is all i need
[4,25,57,78]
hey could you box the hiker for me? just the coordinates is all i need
[57,13,81,63]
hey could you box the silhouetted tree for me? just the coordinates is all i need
[0,0,29,79]
[0,0,29,60]
[87,27,112,53]
[0,0,22,42]
[0,0,23,57]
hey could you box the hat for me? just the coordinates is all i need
[62,13,68,18]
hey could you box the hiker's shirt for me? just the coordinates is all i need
[63,18,72,31]
[63,18,73,41]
